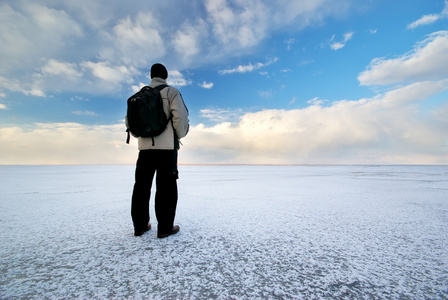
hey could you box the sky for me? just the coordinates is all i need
[0,0,448,165]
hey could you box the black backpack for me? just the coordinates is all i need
[126,84,169,145]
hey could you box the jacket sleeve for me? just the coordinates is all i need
[168,88,189,139]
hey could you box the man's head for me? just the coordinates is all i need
[150,63,168,80]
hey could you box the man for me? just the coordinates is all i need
[130,63,189,238]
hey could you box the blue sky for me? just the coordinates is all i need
[1,0,448,164]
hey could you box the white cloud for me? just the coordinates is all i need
[23,89,46,97]
[298,59,315,66]
[2,80,447,165]
[167,70,192,87]
[0,103,6,110]
[0,3,82,75]
[131,72,193,92]
[61,1,113,30]
[199,81,214,89]
[200,107,243,123]
[42,59,82,79]
[0,123,137,165]
[359,31,448,86]
[72,110,97,116]
[195,0,355,65]
[407,1,448,29]
[271,0,351,29]
[259,89,273,98]
[285,38,295,51]
[131,82,147,94]
[0,75,47,97]
[330,32,354,50]
[407,14,441,30]
[70,96,89,102]
[0,77,21,93]
[344,32,354,40]
[219,58,278,75]
[100,12,165,66]
[81,61,134,84]
[181,80,448,165]
[307,97,328,105]
[173,19,208,61]
[2,58,135,97]
[0,1,356,97]
[205,0,269,51]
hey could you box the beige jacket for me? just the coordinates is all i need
[137,78,189,150]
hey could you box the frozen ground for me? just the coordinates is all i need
[1,165,447,299]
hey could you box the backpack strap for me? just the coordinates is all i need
[151,84,169,146]
[154,84,168,92]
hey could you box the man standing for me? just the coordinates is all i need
[130,63,189,238]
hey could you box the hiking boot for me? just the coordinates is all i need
[157,225,180,238]
[134,223,151,236]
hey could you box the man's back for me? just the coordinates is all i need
[137,77,189,150]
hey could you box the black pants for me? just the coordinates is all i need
[131,150,178,234]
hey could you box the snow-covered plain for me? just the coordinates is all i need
[1,165,447,299]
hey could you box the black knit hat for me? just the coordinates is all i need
[150,63,168,79]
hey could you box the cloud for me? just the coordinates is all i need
[181,80,448,164]
[199,81,214,89]
[173,19,208,61]
[200,107,243,123]
[167,70,192,87]
[81,61,135,84]
[131,83,147,94]
[70,96,89,102]
[259,89,273,98]
[199,0,353,62]
[407,1,448,29]
[23,89,46,97]
[307,97,328,105]
[0,123,137,165]
[285,38,295,51]
[1,58,136,97]
[0,103,6,110]
[100,12,165,67]
[0,3,82,75]
[42,59,82,79]
[358,31,448,86]
[407,14,441,30]
[0,76,46,97]
[219,58,278,75]
[130,69,193,92]
[0,77,23,94]
[0,1,355,97]
[204,0,269,51]
[2,80,447,165]
[330,32,354,50]
[72,110,97,116]
[271,0,351,29]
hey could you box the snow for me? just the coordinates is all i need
[1,165,447,299]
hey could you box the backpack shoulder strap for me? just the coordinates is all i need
[154,84,168,92]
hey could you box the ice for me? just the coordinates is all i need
[1,165,447,298]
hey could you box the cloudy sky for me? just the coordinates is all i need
[1,0,447,165]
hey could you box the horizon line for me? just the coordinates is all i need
[0,163,447,167]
